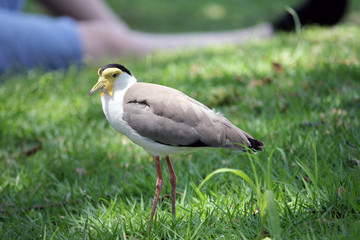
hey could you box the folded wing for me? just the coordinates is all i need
[123,83,264,151]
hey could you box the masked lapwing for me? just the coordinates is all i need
[88,63,264,223]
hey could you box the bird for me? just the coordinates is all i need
[88,63,264,223]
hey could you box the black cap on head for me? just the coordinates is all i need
[99,63,132,76]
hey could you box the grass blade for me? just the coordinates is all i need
[265,190,281,240]
[198,168,256,193]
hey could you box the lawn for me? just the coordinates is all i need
[1,1,360,239]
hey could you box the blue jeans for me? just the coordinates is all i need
[0,0,82,73]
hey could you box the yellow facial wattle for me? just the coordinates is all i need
[88,67,123,96]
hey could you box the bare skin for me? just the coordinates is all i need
[38,0,274,58]
[149,156,163,227]
[39,0,128,25]
[166,155,177,217]
[149,155,177,228]
[79,22,274,58]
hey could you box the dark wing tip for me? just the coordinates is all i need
[248,138,265,151]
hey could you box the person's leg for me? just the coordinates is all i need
[0,0,25,11]
[0,9,82,73]
[129,23,273,53]
[41,0,274,58]
[1,0,275,72]
[78,22,274,58]
[78,21,134,58]
[39,0,129,29]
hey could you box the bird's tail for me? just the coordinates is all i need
[247,137,265,151]
[225,128,265,153]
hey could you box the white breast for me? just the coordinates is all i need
[101,75,136,136]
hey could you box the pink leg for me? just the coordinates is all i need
[149,156,163,223]
[166,155,177,217]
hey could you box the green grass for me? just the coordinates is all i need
[2,1,360,239]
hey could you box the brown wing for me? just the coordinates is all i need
[123,83,264,151]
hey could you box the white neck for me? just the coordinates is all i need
[113,74,137,92]
[101,75,137,134]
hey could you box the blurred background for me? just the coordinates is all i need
[25,0,360,33]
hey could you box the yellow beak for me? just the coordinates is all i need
[88,78,104,96]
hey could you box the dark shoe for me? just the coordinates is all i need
[273,0,349,31]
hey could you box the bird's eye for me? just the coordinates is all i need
[112,73,119,78]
